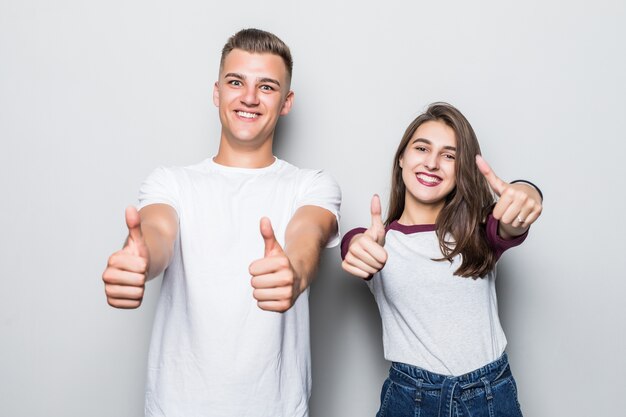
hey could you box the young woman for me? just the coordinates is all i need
[341,103,542,417]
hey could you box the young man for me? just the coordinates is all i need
[102,29,340,417]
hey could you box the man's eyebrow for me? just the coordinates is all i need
[224,72,244,80]
[411,137,456,151]
[258,77,281,87]
[223,73,281,88]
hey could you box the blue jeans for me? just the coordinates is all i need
[376,353,523,417]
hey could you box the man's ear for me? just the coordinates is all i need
[212,82,220,107]
[279,90,294,116]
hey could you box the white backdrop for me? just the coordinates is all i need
[1,1,625,416]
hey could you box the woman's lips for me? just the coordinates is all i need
[416,173,442,187]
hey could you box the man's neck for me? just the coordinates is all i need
[213,136,275,168]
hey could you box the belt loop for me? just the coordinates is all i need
[481,377,493,401]
[438,379,459,417]
[415,378,423,403]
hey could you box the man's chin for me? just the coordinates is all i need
[224,133,272,146]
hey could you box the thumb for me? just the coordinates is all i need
[475,155,507,196]
[260,217,282,257]
[125,206,143,247]
[367,194,385,243]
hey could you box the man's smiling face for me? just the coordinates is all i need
[213,49,293,147]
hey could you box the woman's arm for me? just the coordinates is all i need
[476,155,543,239]
[341,195,388,279]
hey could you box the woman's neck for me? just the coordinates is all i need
[398,199,445,225]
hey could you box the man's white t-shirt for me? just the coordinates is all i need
[138,157,341,417]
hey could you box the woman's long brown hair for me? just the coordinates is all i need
[385,103,496,278]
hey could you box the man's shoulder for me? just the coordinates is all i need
[147,158,212,178]
[275,159,340,206]
[275,158,326,178]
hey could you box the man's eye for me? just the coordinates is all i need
[260,85,274,91]
[229,80,242,86]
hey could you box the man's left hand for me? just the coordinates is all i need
[249,217,298,312]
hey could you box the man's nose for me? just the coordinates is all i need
[240,85,259,107]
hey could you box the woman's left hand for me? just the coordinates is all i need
[476,155,543,239]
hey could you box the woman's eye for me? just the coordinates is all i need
[415,146,427,152]
[443,154,456,160]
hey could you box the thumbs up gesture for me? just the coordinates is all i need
[249,217,298,313]
[476,155,543,237]
[102,206,150,309]
[341,195,388,279]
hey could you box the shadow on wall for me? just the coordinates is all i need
[309,249,387,416]
[495,260,526,340]
[274,114,388,415]
[272,113,296,159]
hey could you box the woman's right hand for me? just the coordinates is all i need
[341,195,388,279]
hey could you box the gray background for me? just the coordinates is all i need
[1,0,625,416]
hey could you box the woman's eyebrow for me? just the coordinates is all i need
[411,137,456,151]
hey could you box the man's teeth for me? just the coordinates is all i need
[237,111,258,119]
[417,174,441,183]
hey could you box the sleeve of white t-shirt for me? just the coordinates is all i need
[137,166,180,216]
[294,169,342,248]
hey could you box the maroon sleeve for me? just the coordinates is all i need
[486,214,529,261]
[340,227,367,260]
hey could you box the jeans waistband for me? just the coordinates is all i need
[389,353,510,417]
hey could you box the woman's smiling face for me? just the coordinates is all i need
[400,120,457,213]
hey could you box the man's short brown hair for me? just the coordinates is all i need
[220,28,293,83]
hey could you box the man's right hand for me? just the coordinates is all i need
[341,194,388,279]
[102,206,150,309]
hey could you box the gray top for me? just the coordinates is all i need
[341,216,526,376]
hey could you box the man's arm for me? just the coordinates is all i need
[249,205,338,312]
[139,204,179,279]
[102,204,178,309]
[284,205,338,294]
